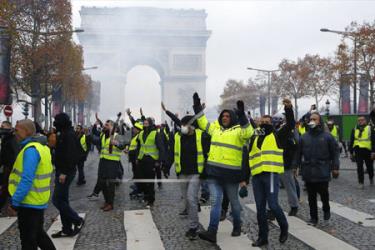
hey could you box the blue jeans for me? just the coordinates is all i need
[252,172,288,240]
[52,170,82,234]
[200,180,210,200]
[207,178,241,233]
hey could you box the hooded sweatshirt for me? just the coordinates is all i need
[54,113,79,175]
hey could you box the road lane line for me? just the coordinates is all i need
[47,213,86,250]
[124,209,164,250]
[246,204,358,250]
[199,206,260,249]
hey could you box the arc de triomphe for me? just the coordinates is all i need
[78,7,211,120]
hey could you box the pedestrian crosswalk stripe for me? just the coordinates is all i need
[0,217,17,235]
[47,213,86,250]
[199,206,260,249]
[318,201,375,227]
[124,209,164,250]
[368,199,375,203]
[246,204,358,250]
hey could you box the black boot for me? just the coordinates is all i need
[288,207,298,216]
[231,227,241,237]
[279,228,288,243]
[252,238,268,247]
[198,230,217,243]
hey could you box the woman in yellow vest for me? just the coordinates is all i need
[349,115,374,189]
[8,119,56,249]
[248,99,293,247]
[192,93,254,243]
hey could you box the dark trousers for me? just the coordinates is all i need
[221,190,229,212]
[131,161,140,192]
[306,182,330,220]
[0,166,11,210]
[93,179,102,195]
[77,160,85,183]
[355,148,374,183]
[252,172,288,240]
[52,171,81,234]
[98,179,116,205]
[155,164,162,187]
[139,157,156,204]
[17,207,56,250]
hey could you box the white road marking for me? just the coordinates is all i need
[124,209,164,250]
[246,204,358,250]
[47,213,86,250]
[0,216,17,235]
[199,206,260,249]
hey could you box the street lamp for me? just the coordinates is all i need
[325,99,330,116]
[320,27,358,114]
[247,67,280,114]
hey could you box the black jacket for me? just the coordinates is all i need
[0,133,18,170]
[299,125,340,183]
[55,128,79,175]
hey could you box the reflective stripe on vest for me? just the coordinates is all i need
[100,134,122,161]
[80,134,87,152]
[249,133,284,176]
[206,125,243,171]
[354,125,372,150]
[8,142,53,206]
[174,129,204,174]
[138,130,159,160]
[330,126,339,141]
[129,134,139,151]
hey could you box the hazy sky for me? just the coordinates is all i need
[70,0,375,119]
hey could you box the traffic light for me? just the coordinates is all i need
[22,103,29,118]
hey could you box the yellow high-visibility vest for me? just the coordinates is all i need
[298,126,306,135]
[138,130,159,160]
[80,134,87,152]
[330,125,339,141]
[197,115,253,171]
[129,134,139,152]
[8,142,53,206]
[249,133,284,176]
[354,125,372,150]
[174,129,204,174]
[100,134,122,161]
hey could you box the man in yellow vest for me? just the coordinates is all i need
[8,119,55,249]
[349,116,374,189]
[125,111,143,199]
[192,93,254,243]
[137,117,165,207]
[75,125,88,186]
[249,99,292,247]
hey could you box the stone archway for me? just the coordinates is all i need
[78,7,211,120]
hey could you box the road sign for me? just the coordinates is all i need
[3,105,12,117]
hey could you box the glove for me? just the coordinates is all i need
[332,170,339,179]
[238,186,248,198]
[235,100,248,126]
[193,92,203,114]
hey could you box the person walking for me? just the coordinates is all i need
[300,112,340,226]
[8,119,55,250]
[51,113,84,238]
[349,115,375,189]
